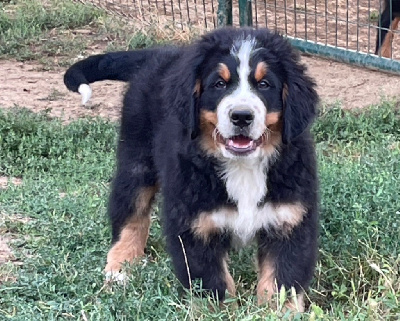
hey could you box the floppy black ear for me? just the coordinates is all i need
[185,54,205,140]
[165,49,205,140]
[282,64,319,144]
[190,80,202,139]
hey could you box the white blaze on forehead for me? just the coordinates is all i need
[231,38,257,94]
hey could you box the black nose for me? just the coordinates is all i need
[230,110,254,128]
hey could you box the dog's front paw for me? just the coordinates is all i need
[104,269,129,284]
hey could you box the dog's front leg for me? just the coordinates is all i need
[165,227,234,301]
[256,221,318,312]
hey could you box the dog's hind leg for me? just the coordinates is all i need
[105,184,158,277]
[376,7,392,56]
[104,148,159,278]
[381,17,400,58]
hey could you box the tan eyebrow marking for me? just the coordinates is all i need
[218,63,231,82]
[255,61,268,82]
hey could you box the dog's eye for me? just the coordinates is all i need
[214,79,227,89]
[258,80,270,90]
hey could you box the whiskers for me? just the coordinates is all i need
[261,127,272,143]
[212,127,218,142]
[212,127,224,147]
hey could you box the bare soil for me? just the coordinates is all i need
[1,55,399,122]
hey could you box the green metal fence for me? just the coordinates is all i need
[75,0,400,74]
[220,0,400,74]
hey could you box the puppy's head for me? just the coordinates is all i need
[192,28,318,159]
[197,37,282,159]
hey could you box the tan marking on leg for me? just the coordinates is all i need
[218,63,231,82]
[257,260,306,311]
[135,185,158,214]
[274,202,307,236]
[381,31,394,58]
[285,292,305,312]
[380,17,400,58]
[255,61,268,82]
[105,215,151,272]
[191,211,220,242]
[199,110,219,154]
[257,259,277,305]
[392,17,400,31]
[105,186,158,273]
[222,255,236,297]
[191,212,235,297]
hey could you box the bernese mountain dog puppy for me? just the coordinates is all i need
[64,27,319,311]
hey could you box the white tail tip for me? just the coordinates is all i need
[78,84,92,105]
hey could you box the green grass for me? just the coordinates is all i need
[0,0,105,64]
[0,0,191,68]
[0,102,400,320]
[2,0,397,319]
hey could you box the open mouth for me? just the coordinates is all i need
[216,133,263,156]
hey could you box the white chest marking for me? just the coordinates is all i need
[217,158,268,244]
[211,202,305,245]
[212,157,305,244]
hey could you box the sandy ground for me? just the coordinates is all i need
[1,55,399,122]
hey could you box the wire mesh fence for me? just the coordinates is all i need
[251,0,400,60]
[74,0,219,29]
[74,0,400,62]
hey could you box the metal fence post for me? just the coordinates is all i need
[217,0,232,26]
[239,0,252,27]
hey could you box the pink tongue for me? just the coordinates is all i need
[228,136,253,148]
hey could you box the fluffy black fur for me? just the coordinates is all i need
[64,27,319,302]
[375,0,400,55]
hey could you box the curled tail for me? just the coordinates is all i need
[64,48,174,105]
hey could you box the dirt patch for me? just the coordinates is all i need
[0,236,18,283]
[0,236,15,267]
[1,55,399,121]
[301,54,400,108]
[0,177,23,189]
[0,60,126,122]
[0,212,29,283]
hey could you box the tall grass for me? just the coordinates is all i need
[0,0,105,62]
[0,102,399,320]
[0,0,201,66]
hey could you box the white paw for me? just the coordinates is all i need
[105,270,128,284]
